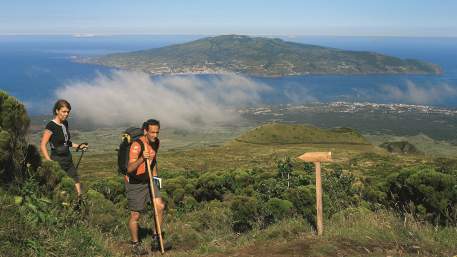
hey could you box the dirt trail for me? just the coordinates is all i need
[207,236,434,257]
[210,238,313,257]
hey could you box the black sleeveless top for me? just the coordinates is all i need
[45,120,72,153]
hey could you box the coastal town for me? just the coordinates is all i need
[240,101,457,116]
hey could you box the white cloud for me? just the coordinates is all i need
[283,86,318,103]
[56,70,270,128]
[382,80,457,105]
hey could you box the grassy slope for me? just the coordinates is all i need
[366,133,457,157]
[76,123,378,178]
[235,123,369,145]
[17,123,457,256]
[203,209,457,257]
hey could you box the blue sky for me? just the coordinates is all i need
[1,0,456,36]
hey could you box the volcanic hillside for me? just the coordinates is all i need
[235,123,370,145]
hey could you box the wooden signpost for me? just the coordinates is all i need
[297,152,332,236]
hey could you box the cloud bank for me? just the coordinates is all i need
[382,81,457,105]
[56,71,270,128]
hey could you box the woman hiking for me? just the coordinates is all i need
[40,99,88,202]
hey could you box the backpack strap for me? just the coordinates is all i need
[134,139,145,160]
[127,139,146,180]
[134,138,158,176]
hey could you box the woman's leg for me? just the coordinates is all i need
[75,182,82,197]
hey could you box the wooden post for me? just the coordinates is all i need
[314,161,323,236]
[297,152,332,236]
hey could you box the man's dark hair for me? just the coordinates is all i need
[52,99,71,115]
[142,119,160,130]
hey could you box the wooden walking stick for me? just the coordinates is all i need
[297,152,332,236]
[146,159,165,253]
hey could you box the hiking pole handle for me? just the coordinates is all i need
[76,142,89,152]
[146,159,165,254]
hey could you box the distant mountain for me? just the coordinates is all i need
[83,35,442,76]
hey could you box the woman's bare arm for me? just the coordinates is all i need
[40,130,52,161]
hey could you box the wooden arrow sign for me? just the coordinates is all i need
[297,151,332,236]
[297,151,332,162]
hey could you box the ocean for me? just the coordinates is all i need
[1,35,456,114]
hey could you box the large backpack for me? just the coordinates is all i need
[117,127,144,175]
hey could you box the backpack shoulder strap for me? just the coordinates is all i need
[134,139,145,157]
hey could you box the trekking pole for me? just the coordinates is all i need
[75,143,88,170]
[146,159,165,254]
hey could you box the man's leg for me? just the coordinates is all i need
[129,211,141,242]
[127,183,148,255]
[153,197,165,229]
[129,210,148,256]
[151,197,172,251]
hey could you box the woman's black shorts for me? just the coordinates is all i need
[51,153,80,183]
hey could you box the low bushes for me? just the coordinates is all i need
[383,166,457,225]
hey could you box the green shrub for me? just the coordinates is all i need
[231,196,262,232]
[433,157,457,176]
[85,189,123,232]
[0,191,42,257]
[184,200,232,235]
[330,206,374,224]
[0,130,11,164]
[283,185,315,224]
[35,160,66,193]
[384,167,457,225]
[89,176,125,203]
[168,226,204,251]
[303,162,315,173]
[182,195,199,212]
[195,172,232,201]
[254,177,288,202]
[173,188,186,204]
[57,176,77,196]
[164,175,194,209]
[363,185,387,206]
[277,157,293,179]
[232,169,255,194]
[263,198,294,224]
[323,165,359,215]
[165,175,186,193]
[0,91,30,184]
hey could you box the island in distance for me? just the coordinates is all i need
[82,35,442,76]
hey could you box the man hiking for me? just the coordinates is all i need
[125,119,170,255]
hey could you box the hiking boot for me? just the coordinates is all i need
[73,199,82,212]
[131,241,148,256]
[73,196,86,212]
[151,234,172,252]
